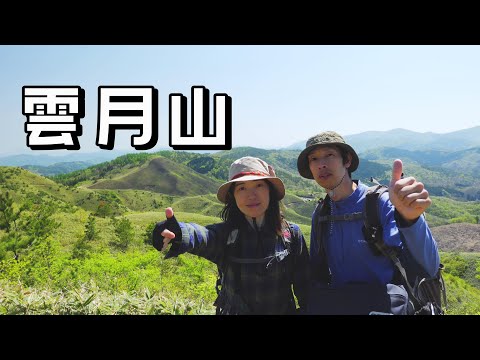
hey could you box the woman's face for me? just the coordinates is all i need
[233,179,270,219]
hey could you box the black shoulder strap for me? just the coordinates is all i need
[363,184,389,256]
[363,183,426,310]
[217,225,290,295]
[216,228,241,295]
[313,197,332,283]
[364,184,388,228]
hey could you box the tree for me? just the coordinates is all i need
[84,214,97,241]
[21,204,60,248]
[111,217,134,251]
[143,222,156,245]
[25,237,59,286]
[96,201,112,218]
[0,191,19,232]
[0,191,22,259]
[72,214,97,259]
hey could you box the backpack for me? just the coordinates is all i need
[214,221,299,315]
[363,179,447,315]
[310,179,447,315]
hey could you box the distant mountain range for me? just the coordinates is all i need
[1,127,480,201]
[3,127,480,166]
[285,126,480,153]
[361,147,480,178]
[0,149,217,170]
[1,147,479,230]
[42,145,480,202]
[0,151,129,167]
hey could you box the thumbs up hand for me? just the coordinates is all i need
[388,159,432,222]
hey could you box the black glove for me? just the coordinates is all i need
[152,214,182,252]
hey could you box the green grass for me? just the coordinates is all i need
[443,273,480,315]
[2,165,480,315]
[427,196,480,226]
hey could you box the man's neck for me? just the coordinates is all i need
[329,177,356,202]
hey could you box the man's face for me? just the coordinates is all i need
[307,146,351,188]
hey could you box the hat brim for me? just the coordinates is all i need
[297,143,359,179]
[216,175,286,203]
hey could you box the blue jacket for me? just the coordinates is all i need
[310,181,440,288]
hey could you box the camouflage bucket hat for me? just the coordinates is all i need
[296,131,359,179]
[217,156,285,203]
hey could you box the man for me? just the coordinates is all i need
[297,131,441,314]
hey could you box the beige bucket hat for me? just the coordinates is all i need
[217,156,285,203]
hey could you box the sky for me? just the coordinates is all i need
[0,45,479,156]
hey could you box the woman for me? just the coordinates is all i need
[152,156,309,315]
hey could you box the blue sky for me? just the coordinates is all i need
[1,45,479,155]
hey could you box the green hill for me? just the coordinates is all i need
[50,146,480,201]
[89,157,221,196]
[158,147,321,196]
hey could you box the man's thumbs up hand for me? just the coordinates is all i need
[390,159,403,185]
[388,159,431,222]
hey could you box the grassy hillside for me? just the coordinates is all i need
[162,148,321,196]
[442,273,480,315]
[431,224,480,252]
[0,210,476,314]
[427,196,480,226]
[0,169,478,314]
[2,147,480,315]
[51,146,480,202]
[89,157,221,196]
[4,161,480,230]
[0,166,92,213]
[22,161,95,176]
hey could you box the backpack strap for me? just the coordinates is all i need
[215,223,296,314]
[216,224,293,294]
[363,184,390,256]
[313,197,333,284]
[214,228,248,314]
[216,228,241,296]
[312,179,445,314]
[363,183,426,311]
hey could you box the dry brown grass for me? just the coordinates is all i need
[430,223,480,252]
